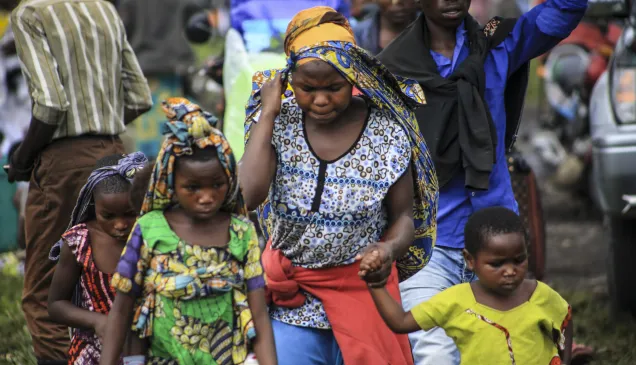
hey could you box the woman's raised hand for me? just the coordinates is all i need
[260,73,285,118]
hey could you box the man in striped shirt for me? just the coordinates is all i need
[6,0,151,363]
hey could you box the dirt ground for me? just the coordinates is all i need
[518,107,636,365]
[517,107,607,291]
[541,186,606,292]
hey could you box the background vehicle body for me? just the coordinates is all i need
[588,0,636,315]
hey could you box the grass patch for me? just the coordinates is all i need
[0,272,35,365]
[559,288,636,365]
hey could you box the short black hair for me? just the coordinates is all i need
[464,207,528,256]
[130,161,155,212]
[93,154,132,197]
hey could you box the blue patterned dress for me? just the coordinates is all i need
[265,96,412,329]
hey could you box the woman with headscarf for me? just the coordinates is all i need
[240,6,438,365]
[100,98,277,365]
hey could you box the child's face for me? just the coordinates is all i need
[291,60,354,125]
[174,157,229,221]
[94,191,137,242]
[464,232,528,296]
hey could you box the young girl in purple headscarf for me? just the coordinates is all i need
[47,152,148,365]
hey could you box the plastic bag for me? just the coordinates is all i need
[222,29,286,160]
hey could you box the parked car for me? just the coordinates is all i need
[588,0,636,315]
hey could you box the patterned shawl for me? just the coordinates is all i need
[141,97,247,217]
[244,7,439,281]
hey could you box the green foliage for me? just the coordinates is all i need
[526,60,543,109]
[561,288,636,365]
[0,271,35,365]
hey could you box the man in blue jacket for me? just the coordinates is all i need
[378,0,588,363]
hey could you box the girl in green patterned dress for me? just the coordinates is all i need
[100,98,277,365]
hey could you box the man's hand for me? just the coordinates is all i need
[7,147,33,183]
[1,40,16,55]
[6,117,59,183]
[356,242,394,288]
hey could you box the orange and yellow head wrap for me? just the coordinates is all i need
[246,7,438,283]
[283,6,356,66]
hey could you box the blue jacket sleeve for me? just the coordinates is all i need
[504,0,588,75]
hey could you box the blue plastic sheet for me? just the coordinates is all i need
[230,0,351,53]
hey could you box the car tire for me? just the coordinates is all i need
[607,216,636,316]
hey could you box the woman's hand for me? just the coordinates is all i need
[239,73,283,211]
[361,163,415,286]
[356,242,394,288]
[260,73,284,118]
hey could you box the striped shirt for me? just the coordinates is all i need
[11,0,152,140]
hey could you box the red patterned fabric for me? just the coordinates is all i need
[62,224,117,365]
[262,240,414,365]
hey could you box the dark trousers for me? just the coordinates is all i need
[22,135,124,361]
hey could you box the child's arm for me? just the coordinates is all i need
[358,249,383,278]
[48,241,108,339]
[368,286,420,334]
[247,288,277,365]
[560,317,573,364]
[121,328,149,365]
[101,223,148,364]
[99,292,137,365]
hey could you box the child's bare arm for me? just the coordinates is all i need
[247,288,277,365]
[560,317,573,364]
[368,286,420,334]
[48,242,108,339]
[123,329,148,357]
[99,292,137,365]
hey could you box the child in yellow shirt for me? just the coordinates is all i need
[359,206,573,365]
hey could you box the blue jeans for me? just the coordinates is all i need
[399,246,477,365]
[272,319,345,365]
